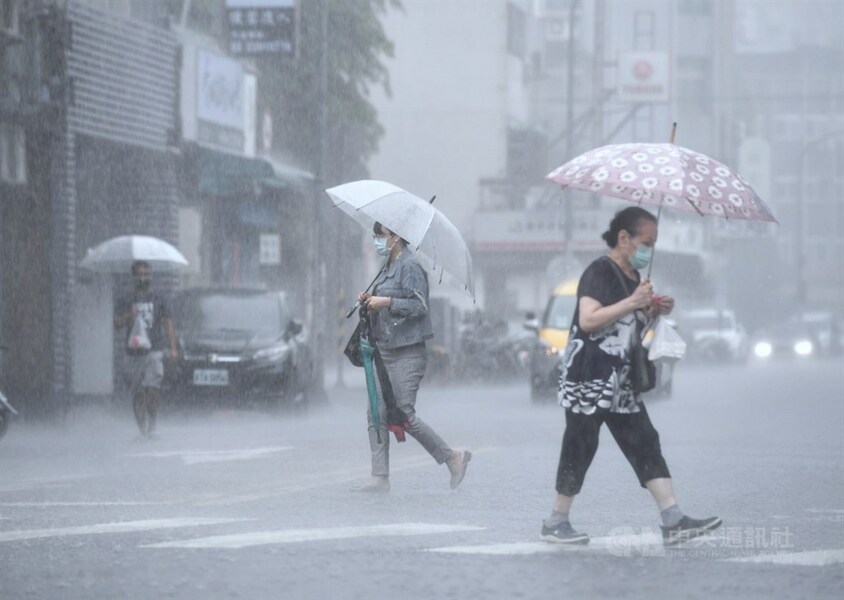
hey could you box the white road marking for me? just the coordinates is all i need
[428,533,716,557]
[0,501,168,507]
[0,518,249,543]
[428,542,564,556]
[0,475,94,493]
[723,549,844,566]
[143,523,485,549]
[193,447,499,506]
[125,446,292,465]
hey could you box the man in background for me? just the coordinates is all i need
[114,261,178,439]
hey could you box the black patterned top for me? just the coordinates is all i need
[558,256,648,414]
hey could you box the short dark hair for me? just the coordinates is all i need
[601,207,657,248]
[373,222,408,245]
[131,260,152,275]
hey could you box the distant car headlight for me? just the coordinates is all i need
[753,342,773,358]
[794,340,813,356]
[537,338,558,356]
[252,344,291,362]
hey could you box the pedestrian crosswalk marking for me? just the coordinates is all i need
[0,518,249,543]
[125,446,292,465]
[192,447,498,506]
[722,549,844,566]
[0,474,93,493]
[428,542,563,556]
[142,523,485,549]
[0,501,168,507]
[428,540,844,567]
[429,532,670,556]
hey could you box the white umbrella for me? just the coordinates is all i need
[80,235,189,273]
[326,180,474,298]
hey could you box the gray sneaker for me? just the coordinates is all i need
[661,515,722,546]
[540,521,589,544]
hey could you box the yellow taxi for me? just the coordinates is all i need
[524,278,675,402]
[524,278,579,402]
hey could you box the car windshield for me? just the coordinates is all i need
[176,293,286,333]
[542,295,578,330]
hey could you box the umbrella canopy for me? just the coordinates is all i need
[326,180,475,298]
[80,235,189,273]
[547,142,777,223]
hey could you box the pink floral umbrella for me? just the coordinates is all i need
[547,142,778,223]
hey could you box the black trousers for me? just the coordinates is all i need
[555,405,671,496]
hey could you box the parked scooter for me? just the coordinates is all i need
[0,344,16,441]
[0,388,16,441]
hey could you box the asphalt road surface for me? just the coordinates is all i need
[1,357,842,599]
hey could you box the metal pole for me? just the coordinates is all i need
[311,0,329,396]
[563,0,579,270]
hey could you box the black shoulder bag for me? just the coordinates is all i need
[606,259,656,394]
[343,306,369,368]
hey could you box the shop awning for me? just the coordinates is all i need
[195,147,313,197]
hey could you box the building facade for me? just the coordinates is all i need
[0,0,314,416]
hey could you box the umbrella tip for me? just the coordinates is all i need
[429,195,436,204]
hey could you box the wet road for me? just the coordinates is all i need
[1,358,842,599]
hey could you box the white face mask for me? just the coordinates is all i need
[373,235,394,256]
[630,243,653,269]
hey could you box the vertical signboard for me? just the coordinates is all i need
[196,49,245,152]
[226,0,297,57]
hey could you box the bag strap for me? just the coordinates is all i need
[604,256,634,296]
[604,257,651,342]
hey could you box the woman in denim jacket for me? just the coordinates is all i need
[352,222,472,493]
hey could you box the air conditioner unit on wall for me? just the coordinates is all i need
[0,122,27,185]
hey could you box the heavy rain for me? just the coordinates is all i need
[0,0,842,598]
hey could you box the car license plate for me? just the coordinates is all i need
[193,369,229,386]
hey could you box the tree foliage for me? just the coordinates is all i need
[258,0,401,183]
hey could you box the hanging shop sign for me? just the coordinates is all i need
[226,0,297,57]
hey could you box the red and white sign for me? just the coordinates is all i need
[617,52,670,103]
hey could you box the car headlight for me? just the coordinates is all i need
[537,338,558,356]
[753,342,772,358]
[794,340,813,356]
[252,344,291,362]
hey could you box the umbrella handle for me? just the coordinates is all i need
[345,258,390,319]
[647,122,677,280]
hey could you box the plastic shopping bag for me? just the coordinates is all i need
[128,314,152,351]
[648,317,686,361]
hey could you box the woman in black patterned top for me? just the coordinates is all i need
[540,207,721,546]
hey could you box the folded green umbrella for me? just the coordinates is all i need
[359,336,382,444]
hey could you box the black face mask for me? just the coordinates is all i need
[134,277,151,290]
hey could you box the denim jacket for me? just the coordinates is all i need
[371,250,434,349]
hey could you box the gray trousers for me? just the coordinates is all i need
[367,342,452,476]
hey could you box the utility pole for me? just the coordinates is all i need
[591,0,605,150]
[310,0,329,397]
[562,0,579,273]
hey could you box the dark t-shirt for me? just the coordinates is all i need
[559,256,648,414]
[115,291,171,355]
